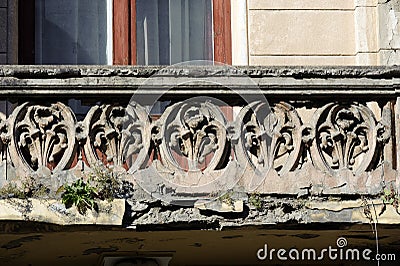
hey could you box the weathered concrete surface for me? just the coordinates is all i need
[3,65,400,78]
[0,65,400,96]
[0,65,397,229]
[122,196,400,229]
[0,199,125,225]
[306,199,400,224]
[1,189,397,227]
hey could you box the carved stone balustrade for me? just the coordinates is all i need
[0,65,399,209]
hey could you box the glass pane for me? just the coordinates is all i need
[136,0,213,65]
[35,0,108,64]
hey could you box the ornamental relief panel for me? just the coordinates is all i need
[232,101,304,178]
[134,98,239,204]
[8,102,76,173]
[81,103,150,172]
[154,100,228,174]
[0,100,392,198]
[309,103,388,176]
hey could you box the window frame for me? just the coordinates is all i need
[113,0,232,65]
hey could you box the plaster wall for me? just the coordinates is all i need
[244,0,399,66]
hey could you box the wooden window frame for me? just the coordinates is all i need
[113,0,232,65]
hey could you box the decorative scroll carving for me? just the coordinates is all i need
[132,98,242,205]
[155,100,228,173]
[233,101,303,177]
[8,102,76,172]
[310,103,383,175]
[0,98,393,198]
[83,103,150,172]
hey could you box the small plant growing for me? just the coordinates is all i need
[0,175,49,199]
[0,183,26,199]
[361,197,374,224]
[361,197,380,260]
[380,185,400,215]
[88,163,123,201]
[88,163,122,201]
[21,176,49,198]
[249,192,263,211]
[61,162,125,215]
[61,179,97,215]
[220,192,234,207]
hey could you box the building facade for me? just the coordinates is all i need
[1,1,400,265]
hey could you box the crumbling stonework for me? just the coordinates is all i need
[0,66,399,227]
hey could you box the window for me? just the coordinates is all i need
[35,0,112,64]
[18,0,232,65]
[114,0,232,65]
[136,0,213,65]
[19,0,113,65]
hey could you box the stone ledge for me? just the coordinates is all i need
[0,66,399,96]
[306,199,400,224]
[0,198,125,225]
[1,65,400,78]
[125,197,400,229]
[0,197,398,227]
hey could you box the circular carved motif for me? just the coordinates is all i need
[82,103,150,172]
[9,102,76,173]
[310,103,379,175]
[156,98,228,174]
[233,101,303,177]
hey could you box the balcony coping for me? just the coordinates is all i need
[0,65,399,97]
